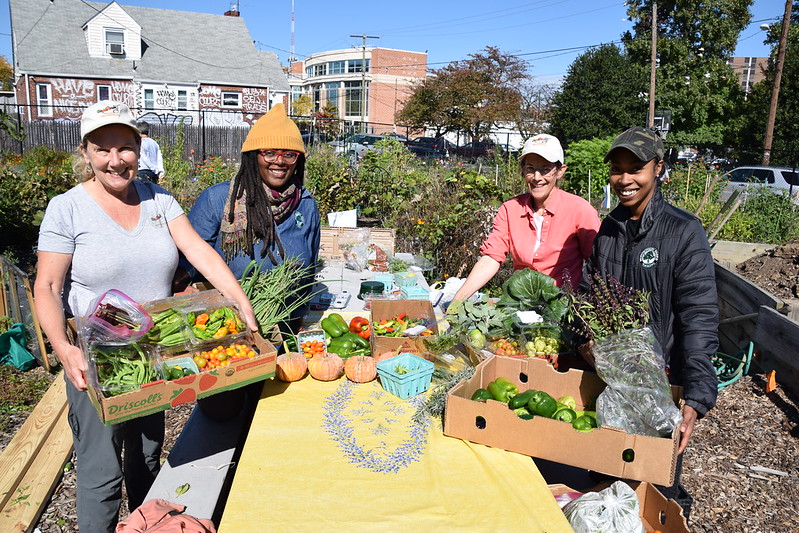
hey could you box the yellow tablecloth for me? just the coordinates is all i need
[219,377,572,532]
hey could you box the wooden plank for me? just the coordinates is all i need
[755,306,799,398]
[0,374,68,509]
[319,227,396,261]
[22,277,49,371]
[0,410,72,533]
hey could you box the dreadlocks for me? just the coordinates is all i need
[226,150,306,264]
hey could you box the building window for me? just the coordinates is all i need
[222,91,241,108]
[144,89,154,110]
[177,90,188,111]
[305,66,313,78]
[36,83,52,117]
[105,28,125,55]
[312,85,321,110]
[329,60,345,74]
[325,82,339,110]
[344,81,364,117]
[291,86,303,102]
[348,59,364,74]
[97,85,111,101]
[313,63,327,77]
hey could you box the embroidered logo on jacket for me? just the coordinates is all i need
[639,246,659,268]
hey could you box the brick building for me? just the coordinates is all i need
[728,56,769,95]
[288,47,427,133]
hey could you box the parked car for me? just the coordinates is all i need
[301,132,334,147]
[404,137,457,161]
[328,134,387,158]
[719,166,799,204]
[454,140,504,161]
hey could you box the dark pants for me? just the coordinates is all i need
[137,169,159,184]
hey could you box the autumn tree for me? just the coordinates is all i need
[0,56,13,91]
[515,82,557,140]
[623,0,752,145]
[397,46,530,141]
[549,44,647,145]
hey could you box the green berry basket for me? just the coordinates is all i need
[376,352,434,399]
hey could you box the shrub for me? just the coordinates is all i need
[305,145,358,216]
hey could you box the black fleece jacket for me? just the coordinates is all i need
[583,189,719,416]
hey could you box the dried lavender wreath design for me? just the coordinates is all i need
[322,380,431,474]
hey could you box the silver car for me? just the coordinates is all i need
[719,166,799,204]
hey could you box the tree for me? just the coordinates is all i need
[549,44,647,145]
[622,0,752,145]
[397,46,530,141]
[515,82,557,140]
[0,56,13,91]
[734,0,798,166]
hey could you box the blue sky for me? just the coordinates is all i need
[0,0,785,85]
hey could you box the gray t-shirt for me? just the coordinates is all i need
[38,180,185,317]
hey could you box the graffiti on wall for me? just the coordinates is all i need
[51,79,96,119]
[155,89,177,109]
[198,87,221,107]
[138,112,194,126]
[242,87,269,113]
[110,81,136,107]
[204,109,245,127]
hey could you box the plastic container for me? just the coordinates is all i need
[87,342,160,398]
[376,352,435,399]
[358,281,385,300]
[393,272,418,288]
[401,286,429,300]
[183,302,253,350]
[373,273,395,292]
[158,356,199,381]
[191,337,260,371]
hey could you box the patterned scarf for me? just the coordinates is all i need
[219,179,301,262]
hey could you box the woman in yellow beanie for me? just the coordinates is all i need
[180,103,320,333]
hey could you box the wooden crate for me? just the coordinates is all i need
[319,227,395,261]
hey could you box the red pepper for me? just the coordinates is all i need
[397,313,407,320]
[349,316,371,339]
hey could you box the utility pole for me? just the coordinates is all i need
[648,2,657,129]
[350,34,379,133]
[762,0,793,166]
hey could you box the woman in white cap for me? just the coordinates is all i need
[452,134,600,301]
[33,100,257,532]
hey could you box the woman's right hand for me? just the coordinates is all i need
[57,343,89,391]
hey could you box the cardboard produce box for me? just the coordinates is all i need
[369,299,439,358]
[549,481,690,533]
[444,355,680,486]
[84,290,278,425]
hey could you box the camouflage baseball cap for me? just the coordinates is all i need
[604,126,664,163]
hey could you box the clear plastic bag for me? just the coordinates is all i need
[563,481,646,533]
[592,327,683,437]
[77,289,153,344]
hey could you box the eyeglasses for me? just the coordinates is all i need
[522,165,558,176]
[258,149,300,163]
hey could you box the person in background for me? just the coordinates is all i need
[177,103,320,335]
[34,100,257,533]
[452,134,600,302]
[136,121,164,184]
[582,125,719,517]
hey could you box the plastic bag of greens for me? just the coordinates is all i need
[592,327,682,437]
[563,481,646,533]
[77,289,153,344]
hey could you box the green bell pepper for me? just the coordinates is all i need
[487,377,518,403]
[552,407,577,423]
[321,313,349,338]
[513,407,534,420]
[572,415,597,432]
[527,390,558,418]
[341,331,370,351]
[327,336,355,357]
[508,389,537,409]
[471,388,493,402]
[556,395,577,410]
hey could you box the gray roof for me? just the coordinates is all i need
[9,0,289,90]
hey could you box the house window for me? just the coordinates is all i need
[144,89,154,110]
[105,28,125,56]
[36,83,52,117]
[97,85,111,101]
[328,61,345,75]
[177,90,188,111]
[222,92,241,108]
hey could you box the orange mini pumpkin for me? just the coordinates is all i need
[344,355,377,383]
[275,352,308,382]
[308,353,344,381]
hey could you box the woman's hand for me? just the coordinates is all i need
[57,342,89,391]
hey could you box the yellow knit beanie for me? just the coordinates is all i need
[241,103,305,154]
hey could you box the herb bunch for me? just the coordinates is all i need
[563,273,650,341]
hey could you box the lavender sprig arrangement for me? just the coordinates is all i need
[563,273,650,341]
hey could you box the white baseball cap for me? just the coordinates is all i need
[81,100,140,139]
[518,134,564,164]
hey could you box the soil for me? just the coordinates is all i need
[2,239,798,531]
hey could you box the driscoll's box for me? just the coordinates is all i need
[444,355,681,486]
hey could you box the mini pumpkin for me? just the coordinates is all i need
[275,352,308,382]
[344,355,377,383]
[308,353,344,381]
